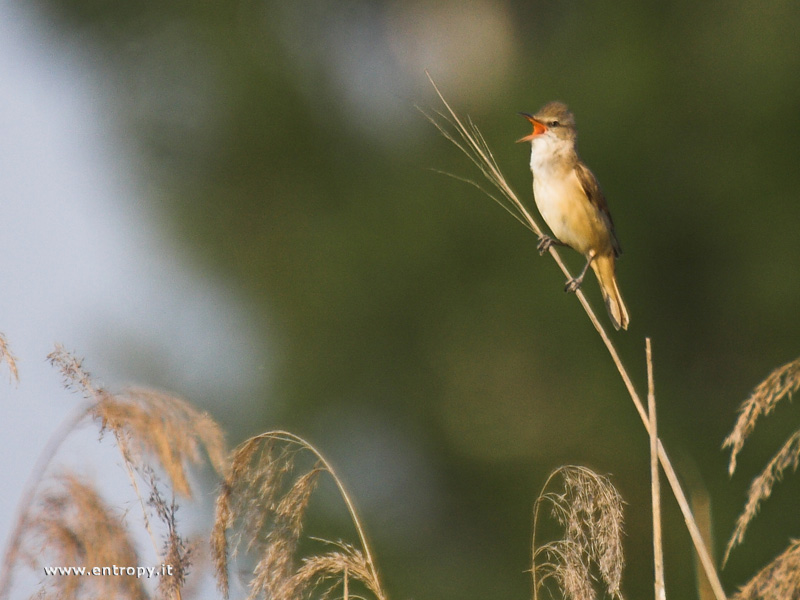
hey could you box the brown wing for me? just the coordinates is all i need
[575,162,622,257]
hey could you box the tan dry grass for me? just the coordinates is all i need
[212,431,387,600]
[294,539,376,600]
[531,465,626,600]
[27,472,146,600]
[47,345,227,590]
[0,332,19,383]
[721,357,800,599]
[93,387,227,497]
[725,431,800,564]
[48,345,227,497]
[731,539,800,600]
[724,356,800,475]
[1,344,228,600]
[722,357,800,565]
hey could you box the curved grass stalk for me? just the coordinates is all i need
[0,402,92,599]
[258,430,387,600]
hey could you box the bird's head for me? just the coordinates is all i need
[517,102,576,144]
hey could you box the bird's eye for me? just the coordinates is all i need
[549,120,560,127]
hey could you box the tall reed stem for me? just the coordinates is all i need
[424,72,727,600]
[648,339,666,600]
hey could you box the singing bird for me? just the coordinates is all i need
[517,102,629,330]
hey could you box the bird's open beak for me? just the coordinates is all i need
[516,112,547,143]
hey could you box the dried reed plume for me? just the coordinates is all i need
[531,465,626,600]
[92,387,227,497]
[1,344,227,599]
[732,539,800,600]
[46,344,227,594]
[0,332,19,383]
[722,356,800,575]
[725,431,800,564]
[294,539,378,600]
[27,472,145,600]
[723,356,800,475]
[148,470,195,598]
[212,431,387,600]
[47,345,228,497]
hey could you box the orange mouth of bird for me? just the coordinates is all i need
[517,113,546,143]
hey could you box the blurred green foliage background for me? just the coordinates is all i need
[29,0,800,598]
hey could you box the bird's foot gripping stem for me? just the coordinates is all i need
[537,234,562,255]
[564,276,585,293]
[564,252,595,294]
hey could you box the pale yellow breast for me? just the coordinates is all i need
[532,169,610,256]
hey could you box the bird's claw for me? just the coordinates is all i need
[537,235,555,255]
[564,277,583,294]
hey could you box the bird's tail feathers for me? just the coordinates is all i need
[591,255,629,331]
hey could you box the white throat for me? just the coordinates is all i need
[528,133,576,178]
